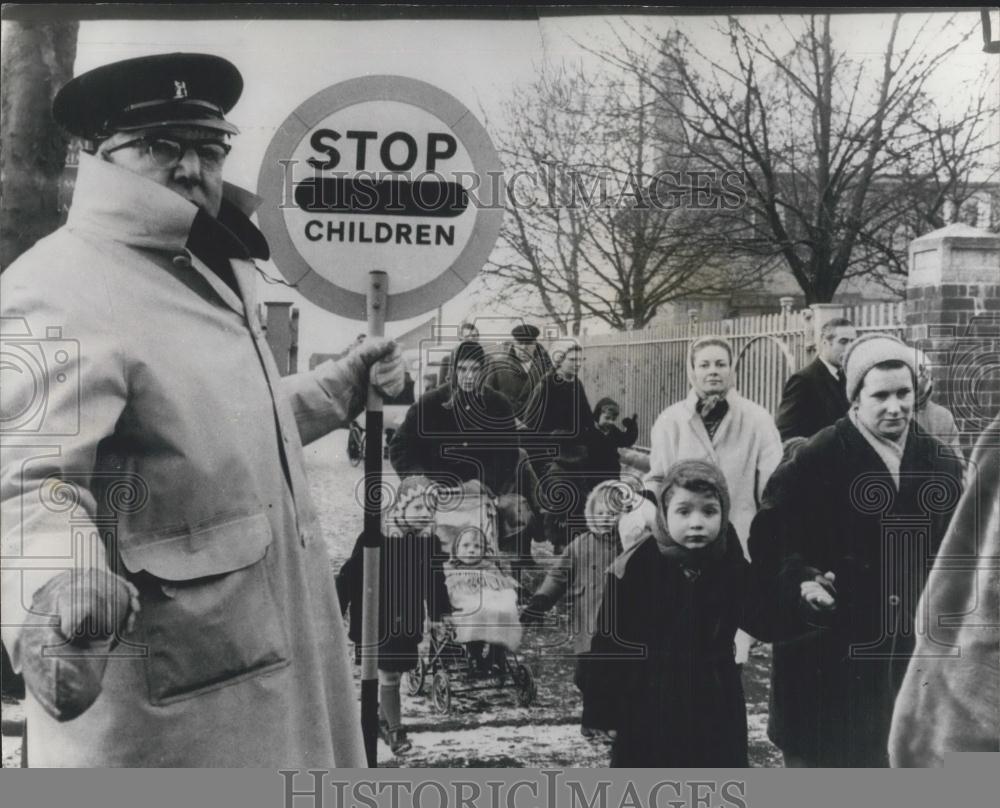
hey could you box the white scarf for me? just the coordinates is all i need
[849,408,908,489]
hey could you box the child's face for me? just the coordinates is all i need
[597,407,619,432]
[401,495,434,533]
[664,488,722,549]
[455,531,484,561]
[590,496,619,530]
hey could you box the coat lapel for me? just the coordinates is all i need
[186,252,245,317]
[813,358,847,412]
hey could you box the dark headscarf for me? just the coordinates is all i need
[652,459,731,574]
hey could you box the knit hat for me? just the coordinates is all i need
[388,475,435,533]
[655,459,731,543]
[593,397,620,421]
[843,334,916,402]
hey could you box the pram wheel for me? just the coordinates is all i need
[431,670,452,714]
[513,664,536,707]
[404,660,426,696]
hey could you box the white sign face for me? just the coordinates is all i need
[257,76,504,321]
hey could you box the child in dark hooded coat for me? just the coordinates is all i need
[585,459,773,767]
[587,398,639,484]
[336,476,450,755]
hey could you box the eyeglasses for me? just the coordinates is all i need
[102,136,231,170]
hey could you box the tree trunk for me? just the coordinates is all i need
[0,20,78,270]
[0,19,77,698]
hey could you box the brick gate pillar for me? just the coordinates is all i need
[906,223,1000,453]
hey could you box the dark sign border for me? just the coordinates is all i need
[256,75,504,321]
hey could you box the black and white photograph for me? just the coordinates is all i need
[0,2,997,779]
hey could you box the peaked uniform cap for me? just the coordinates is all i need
[511,324,541,343]
[53,53,242,140]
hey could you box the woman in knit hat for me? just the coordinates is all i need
[584,460,774,767]
[748,332,965,767]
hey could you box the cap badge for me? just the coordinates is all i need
[173,80,188,100]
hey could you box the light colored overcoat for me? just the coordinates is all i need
[1,154,366,767]
[646,388,783,548]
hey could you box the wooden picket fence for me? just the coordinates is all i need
[571,301,905,450]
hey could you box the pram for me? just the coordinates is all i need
[405,622,536,714]
[402,485,537,714]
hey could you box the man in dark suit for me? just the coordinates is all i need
[775,317,857,440]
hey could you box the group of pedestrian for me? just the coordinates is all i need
[1,51,993,771]
[513,320,979,769]
[389,325,639,560]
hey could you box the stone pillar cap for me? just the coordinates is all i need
[911,222,999,245]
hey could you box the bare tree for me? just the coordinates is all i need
[597,13,997,303]
[486,58,769,334]
[1,18,79,269]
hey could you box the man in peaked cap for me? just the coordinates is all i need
[483,322,553,420]
[0,53,403,767]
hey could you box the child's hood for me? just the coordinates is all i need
[611,523,740,580]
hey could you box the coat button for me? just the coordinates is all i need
[172,254,191,268]
[888,594,901,606]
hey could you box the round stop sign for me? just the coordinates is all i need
[257,76,504,321]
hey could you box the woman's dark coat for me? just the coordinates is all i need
[388,383,522,497]
[585,527,772,767]
[525,371,601,516]
[748,417,963,767]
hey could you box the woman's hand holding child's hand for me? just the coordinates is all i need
[800,571,837,611]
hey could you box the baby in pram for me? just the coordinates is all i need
[443,527,523,672]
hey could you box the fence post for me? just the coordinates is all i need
[624,319,635,421]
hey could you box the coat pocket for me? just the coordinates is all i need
[120,511,290,706]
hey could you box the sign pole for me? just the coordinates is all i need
[360,270,388,767]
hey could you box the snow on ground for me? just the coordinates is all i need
[0,429,783,768]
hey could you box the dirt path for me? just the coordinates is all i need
[0,431,782,768]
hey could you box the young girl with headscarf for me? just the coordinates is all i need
[585,460,773,766]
